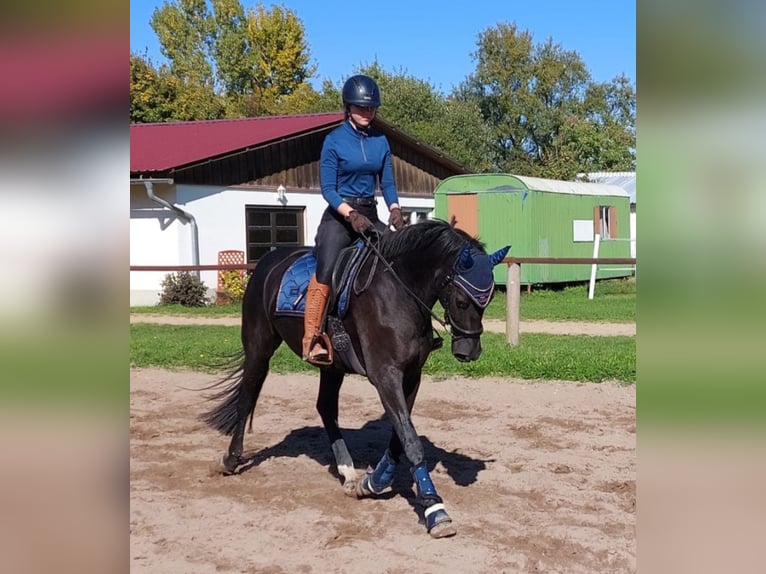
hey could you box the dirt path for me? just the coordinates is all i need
[130,368,635,573]
[129,314,636,337]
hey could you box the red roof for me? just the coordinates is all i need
[130,113,344,173]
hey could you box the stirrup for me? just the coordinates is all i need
[306,333,333,366]
[310,344,329,359]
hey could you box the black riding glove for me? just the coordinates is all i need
[389,207,406,231]
[346,210,373,234]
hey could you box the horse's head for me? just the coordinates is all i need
[440,243,510,362]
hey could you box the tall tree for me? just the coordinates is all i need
[457,22,635,178]
[210,0,254,94]
[151,0,215,86]
[145,0,318,119]
[244,3,317,115]
[130,53,225,122]
[355,63,495,171]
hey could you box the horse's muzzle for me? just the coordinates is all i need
[451,336,481,362]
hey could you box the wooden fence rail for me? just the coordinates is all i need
[130,256,636,347]
[129,264,257,272]
[502,257,636,346]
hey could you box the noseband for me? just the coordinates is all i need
[437,277,488,338]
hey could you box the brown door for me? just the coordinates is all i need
[446,193,478,237]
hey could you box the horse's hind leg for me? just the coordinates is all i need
[316,369,357,495]
[220,331,281,474]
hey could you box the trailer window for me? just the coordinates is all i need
[595,205,617,240]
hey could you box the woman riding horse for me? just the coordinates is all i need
[303,74,406,365]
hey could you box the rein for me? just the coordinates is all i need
[361,232,450,343]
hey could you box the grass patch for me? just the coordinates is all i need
[484,277,636,322]
[133,278,635,324]
[131,324,635,383]
[131,302,241,316]
[425,332,635,383]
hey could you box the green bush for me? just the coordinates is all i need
[158,272,209,307]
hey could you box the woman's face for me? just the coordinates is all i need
[348,104,377,127]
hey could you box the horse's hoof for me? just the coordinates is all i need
[220,453,241,475]
[355,470,393,498]
[429,520,457,539]
[342,480,358,498]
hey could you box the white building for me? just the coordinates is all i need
[130,113,468,306]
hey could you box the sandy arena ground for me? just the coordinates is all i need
[130,365,635,573]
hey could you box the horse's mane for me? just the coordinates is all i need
[377,218,485,260]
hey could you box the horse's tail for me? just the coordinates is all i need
[198,351,252,436]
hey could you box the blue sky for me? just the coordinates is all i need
[130,0,635,93]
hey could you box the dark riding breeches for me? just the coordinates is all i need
[313,203,387,285]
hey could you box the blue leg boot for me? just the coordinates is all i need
[357,449,397,497]
[412,463,456,538]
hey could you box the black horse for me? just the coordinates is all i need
[201,218,509,538]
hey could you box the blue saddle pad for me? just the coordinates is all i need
[275,251,315,316]
[275,242,365,317]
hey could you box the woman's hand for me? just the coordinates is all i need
[346,210,374,234]
[389,207,406,230]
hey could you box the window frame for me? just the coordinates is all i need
[244,205,305,263]
[593,204,618,240]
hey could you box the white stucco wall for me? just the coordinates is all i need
[130,183,435,306]
[130,183,189,305]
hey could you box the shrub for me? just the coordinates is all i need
[159,272,209,307]
[220,270,246,302]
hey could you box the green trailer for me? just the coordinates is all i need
[434,173,633,286]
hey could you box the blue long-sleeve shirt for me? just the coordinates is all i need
[320,120,399,211]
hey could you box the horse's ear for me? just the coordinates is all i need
[456,244,473,270]
[489,245,511,267]
[449,215,458,228]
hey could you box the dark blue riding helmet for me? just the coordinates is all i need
[342,75,381,108]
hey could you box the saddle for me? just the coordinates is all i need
[274,241,378,374]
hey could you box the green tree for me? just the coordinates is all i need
[245,3,317,115]
[145,1,318,118]
[130,53,225,123]
[131,53,174,123]
[351,63,494,171]
[209,0,254,94]
[151,0,215,86]
[457,22,635,178]
[303,78,343,113]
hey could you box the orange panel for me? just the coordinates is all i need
[447,194,478,237]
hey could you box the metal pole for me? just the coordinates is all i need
[588,234,601,300]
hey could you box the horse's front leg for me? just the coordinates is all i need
[356,369,422,497]
[317,369,358,496]
[365,369,456,538]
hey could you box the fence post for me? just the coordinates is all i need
[506,262,521,346]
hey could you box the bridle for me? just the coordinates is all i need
[437,277,486,338]
[361,232,488,342]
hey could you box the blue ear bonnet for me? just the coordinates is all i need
[452,244,511,308]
